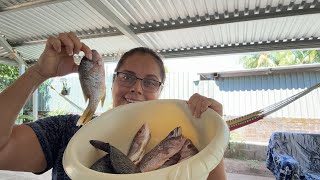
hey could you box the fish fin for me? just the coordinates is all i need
[134,149,145,165]
[76,107,94,126]
[83,93,89,103]
[82,110,95,125]
[100,89,106,107]
[165,127,182,139]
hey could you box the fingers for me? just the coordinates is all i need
[209,99,223,116]
[67,32,81,55]
[46,36,61,52]
[187,93,203,118]
[58,33,75,56]
[46,32,92,59]
[187,93,223,118]
[80,42,92,60]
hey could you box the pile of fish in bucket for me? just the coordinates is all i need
[89,123,199,174]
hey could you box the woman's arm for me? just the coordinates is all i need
[207,160,227,180]
[0,32,91,172]
[187,93,227,180]
[0,66,46,150]
[0,66,48,172]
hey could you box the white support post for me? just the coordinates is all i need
[17,64,26,124]
[33,89,38,120]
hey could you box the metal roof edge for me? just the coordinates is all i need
[199,63,320,80]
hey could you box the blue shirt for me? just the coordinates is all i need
[27,114,83,180]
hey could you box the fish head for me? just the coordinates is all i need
[127,123,151,163]
[165,136,187,150]
[182,139,198,153]
[91,49,103,66]
[178,138,199,162]
[137,123,151,139]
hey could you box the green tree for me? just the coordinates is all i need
[240,50,320,69]
[0,64,52,93]
[0,64,19,92]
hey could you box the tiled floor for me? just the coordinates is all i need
[0,170,274,180]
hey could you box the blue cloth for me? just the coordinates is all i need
[26,114,82,180]
[266,132,320,180]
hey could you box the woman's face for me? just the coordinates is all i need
[112,53,162,107]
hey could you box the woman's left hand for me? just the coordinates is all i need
[187,93,223,118]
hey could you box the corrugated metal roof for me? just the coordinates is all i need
[138,14,320,49]
[0,0,320,65]
[15,35,138,62]
[0,0,116,43]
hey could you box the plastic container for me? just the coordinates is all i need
[63,99,230,180]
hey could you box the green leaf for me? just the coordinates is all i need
[0,64,19,92]
[240,50,320,69]
[18,115,35,120]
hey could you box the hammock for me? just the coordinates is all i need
[49,82,320,131]
[226,82,320,131]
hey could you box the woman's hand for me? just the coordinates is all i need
[32,32,92,79]
[187,93,223,118]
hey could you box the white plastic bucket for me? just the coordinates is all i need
[63,99,230,180]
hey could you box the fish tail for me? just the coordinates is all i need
[83,110,95,125]
[76,107,95,126]
[100,86,106,107]
[90,140,111,152]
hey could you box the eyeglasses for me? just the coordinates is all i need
[114,72,163,93]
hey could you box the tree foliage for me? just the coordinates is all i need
[0,64,52,93]
[240,50,320,69]
[0,64,19,92]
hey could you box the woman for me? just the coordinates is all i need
[0,32,226,179]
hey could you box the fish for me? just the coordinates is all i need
[160,138,199,169]
[177,138,199,163]
[89,140,141,174]
[127,123,151,165]
[137,127,187,172]
[77,50,106,126]
[90,154,113,173]
[164,126,182,139]
[160,153,181,169]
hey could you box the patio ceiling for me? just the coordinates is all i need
[0,0,320,66]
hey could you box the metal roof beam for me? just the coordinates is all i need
[11,27,123,47]
[0,58,18,66]
[0,0,69,13]
[133,3,320,34]
[159,39,320,59]
[85,0,147,47]
[0,35,28,67]
[27,39,320,62]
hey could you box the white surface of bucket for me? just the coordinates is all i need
[63,99,230,180]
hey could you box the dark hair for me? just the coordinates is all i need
[113,47,166,83]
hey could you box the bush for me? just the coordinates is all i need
[45,109,68,117]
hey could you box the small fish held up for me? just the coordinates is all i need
[77,50,106,126]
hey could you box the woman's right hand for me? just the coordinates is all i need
[32,32,92,79]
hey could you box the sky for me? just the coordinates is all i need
[65,54,247,78]
[163,54,245,73]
